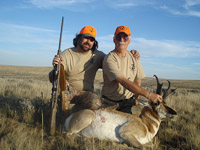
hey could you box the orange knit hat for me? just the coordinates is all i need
[80,26,97,39]
[115,25,131,36]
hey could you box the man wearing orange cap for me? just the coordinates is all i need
[50,26,104,113]
[49,25,140,114]
[102,25,162,113]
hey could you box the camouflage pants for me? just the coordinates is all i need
[63,85,102,113]
[101,95,138,114]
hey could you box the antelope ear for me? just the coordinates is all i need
[165,105,177,116]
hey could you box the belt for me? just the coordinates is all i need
[102,95,134,103]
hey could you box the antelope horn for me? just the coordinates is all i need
[153,75,163,95]
[162,80,171,100]
[163,80,176,100]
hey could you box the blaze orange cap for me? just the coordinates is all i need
[80,26,97,39]
[115,25,131,36]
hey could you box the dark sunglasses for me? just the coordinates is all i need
[116,35,129,41]
[84,36,95,42]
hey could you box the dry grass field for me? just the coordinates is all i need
[0,65,200,150]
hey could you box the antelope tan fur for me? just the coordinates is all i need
[62,75,177,148]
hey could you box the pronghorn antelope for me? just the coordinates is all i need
[62,75,177,148]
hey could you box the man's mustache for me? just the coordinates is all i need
[83,42,90,46]
[119,42,125,45]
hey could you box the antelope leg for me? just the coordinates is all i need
[63,109,95,135]
[119,121,144,148]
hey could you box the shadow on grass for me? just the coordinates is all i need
[0,95,53,131]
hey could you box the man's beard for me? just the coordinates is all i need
[79,42,92,51]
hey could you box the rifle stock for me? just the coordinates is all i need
[50,16,64,135]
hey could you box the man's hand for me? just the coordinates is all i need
[52,55,63,67]
[130,49,140,60]
[148,92,163,103]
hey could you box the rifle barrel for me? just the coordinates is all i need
[57,16,64,55]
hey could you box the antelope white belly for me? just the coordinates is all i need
[81,110,130,142]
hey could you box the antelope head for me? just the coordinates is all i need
[151,75,177,119]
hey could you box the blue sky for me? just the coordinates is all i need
[0,0,200,80]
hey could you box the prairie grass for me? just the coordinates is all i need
[0,117,44,150]
[0,65,200,150]
[157,92,200,150]
[0,77,51,100]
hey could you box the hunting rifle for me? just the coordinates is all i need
[50,16,66,135]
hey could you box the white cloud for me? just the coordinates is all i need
[0,22,65,59]
[98,35,200,58]
[106,0,200,18]
[187,10,200,17]
[0,22,56,43]
[131,38,200,58]
[22,0,200,17]
[26,0,94,9]
[105,0,156,7]
[192,62,200,65]
[160,5,184,15]
[0,22,74,56]
[105,0,137,8]
[28,0,139,9]
[160,0,200,17]
[184,0,200,9]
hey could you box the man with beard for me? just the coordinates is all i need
[49,26,140,114]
